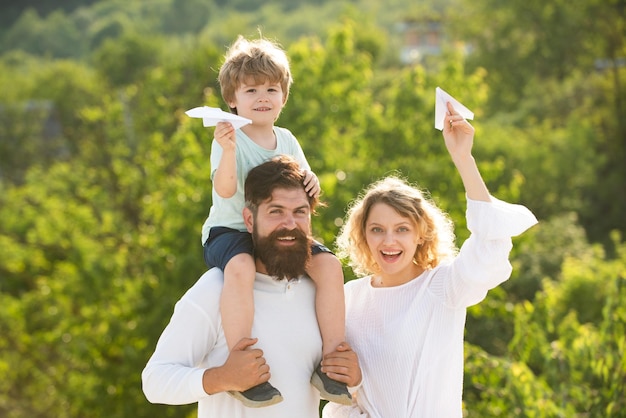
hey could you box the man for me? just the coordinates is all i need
[142,155,361,417]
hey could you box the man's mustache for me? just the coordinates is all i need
[268,227,309,241]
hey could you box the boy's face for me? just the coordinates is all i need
[229,79,286,126]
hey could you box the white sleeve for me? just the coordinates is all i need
[466,196,538,239]
[431,196,538,308]
[322,403,369,418]
[141,274,220,404]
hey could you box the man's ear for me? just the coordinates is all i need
[243,207,254,233]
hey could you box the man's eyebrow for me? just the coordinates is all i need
[266,203,310,211]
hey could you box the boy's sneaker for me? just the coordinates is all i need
[228,382,283,408]
[311,363,352,405]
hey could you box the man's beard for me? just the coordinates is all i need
[253,227,312,280]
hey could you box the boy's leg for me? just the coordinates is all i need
[206,228,258,352]
[307,251,352,406]
[221,253,256,351]
[307,252,346,355]
[220,252,282,407]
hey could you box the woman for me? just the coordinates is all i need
[322,102,538,417]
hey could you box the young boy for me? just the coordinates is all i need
[200,35,351,408]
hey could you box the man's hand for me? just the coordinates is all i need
[320,342,362,388]
[202,337,271,394]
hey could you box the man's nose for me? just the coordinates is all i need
[281,214,297,228]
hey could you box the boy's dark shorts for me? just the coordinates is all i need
[203,226,333,270]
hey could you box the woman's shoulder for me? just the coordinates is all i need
[344,276,370,292]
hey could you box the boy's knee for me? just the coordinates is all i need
[225,254,256,280]
[308,252,344,283]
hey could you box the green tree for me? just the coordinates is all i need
[452,0,626,246]
[92,32,162,88]
[463,342,573,417]
[161,0,214,34]
[1,9,85,58]
[0,85,209,416]
[0,55,104,185]
[1,3,624,417]
[509,234,626,416]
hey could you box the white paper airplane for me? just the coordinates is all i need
[434,87,474,130]
[185,106,252,130]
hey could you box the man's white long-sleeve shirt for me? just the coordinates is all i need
[142,268,323,418]
[324,197,538,418]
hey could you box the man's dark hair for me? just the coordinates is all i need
[244,155,320,213]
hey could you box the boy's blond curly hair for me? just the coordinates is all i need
[218,35,293,114]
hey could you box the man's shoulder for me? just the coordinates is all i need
[196,267,224,289]
[181,267,224,304]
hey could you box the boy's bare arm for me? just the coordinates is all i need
[213,122,238,198]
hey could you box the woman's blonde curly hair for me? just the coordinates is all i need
[336,176,457,277]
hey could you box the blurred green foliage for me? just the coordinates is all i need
[0,0,624,417]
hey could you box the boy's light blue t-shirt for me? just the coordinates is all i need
[201,126,310,244]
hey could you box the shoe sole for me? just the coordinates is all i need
[310,373,353,406]
[227,391,283,408]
